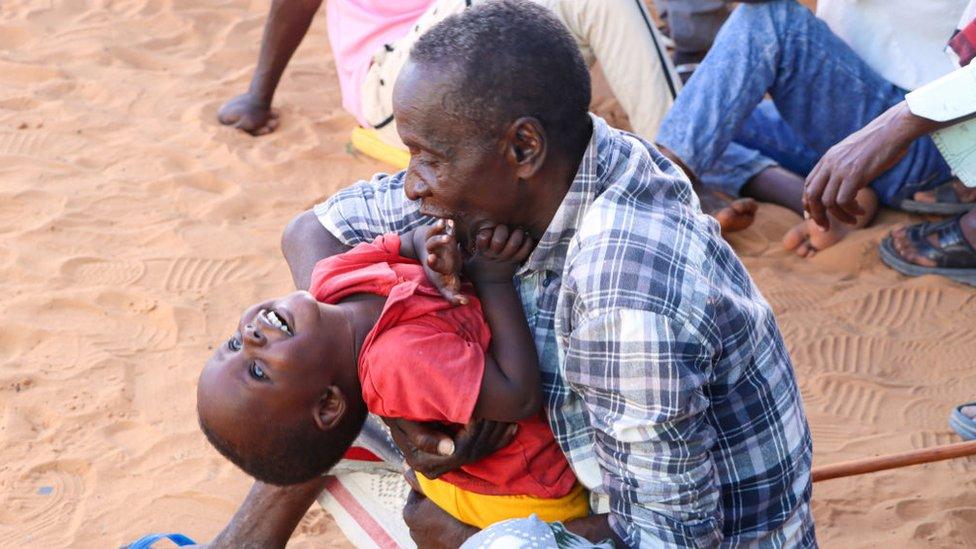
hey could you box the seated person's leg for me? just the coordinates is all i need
[689,102,813,229]
[735,100,819,179]
[736,101,818,214]
[729,103,881,256]
[657,0,907,192]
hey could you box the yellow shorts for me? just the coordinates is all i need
[415,474,590,529]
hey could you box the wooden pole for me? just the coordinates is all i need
[812,440,976,483]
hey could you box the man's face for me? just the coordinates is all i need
[197,291,337,449]
[393,60,524,248]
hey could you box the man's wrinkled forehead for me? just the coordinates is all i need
[394,61,471,149]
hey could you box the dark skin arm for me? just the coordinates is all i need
[804,101,968,228]
[424,222,542,422]
[202,477,329,549]
[217,0,323,135]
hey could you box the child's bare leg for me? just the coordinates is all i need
[782,187,879,258]
[741,166,804,215]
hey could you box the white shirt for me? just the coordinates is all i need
[816,0,968,90]
[905,1,976,187]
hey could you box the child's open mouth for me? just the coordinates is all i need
[259,308,292,336]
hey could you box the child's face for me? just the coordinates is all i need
[197,291,345,450]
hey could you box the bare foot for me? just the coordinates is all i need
[716,198,759,233]
[783,187,878,258]
[699,190,758,233]
[912,180,976,204]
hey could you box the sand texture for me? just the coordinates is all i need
[1,0,975,547]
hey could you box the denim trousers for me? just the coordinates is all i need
[656,0,952,207]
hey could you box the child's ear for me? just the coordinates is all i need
[313,385,347,431]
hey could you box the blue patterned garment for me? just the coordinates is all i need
[315,115,815,547]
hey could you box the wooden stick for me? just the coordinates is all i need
[812,440,976,482]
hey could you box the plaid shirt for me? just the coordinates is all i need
[315,116,814,547]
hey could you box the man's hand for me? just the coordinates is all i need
[803,102,929,229]
[218,92,280,136]
[424,219,468,305]
[384,417,517,479]
[466,225,534,285]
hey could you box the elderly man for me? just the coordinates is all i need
[203,2,813,546]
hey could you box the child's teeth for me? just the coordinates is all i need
[267,310,290,334]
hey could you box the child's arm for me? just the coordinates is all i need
[428,224,542,423]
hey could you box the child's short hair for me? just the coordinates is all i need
[198,406,365,486]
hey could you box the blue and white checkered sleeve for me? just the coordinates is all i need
[313,171,432,246]
[564,308,724,548]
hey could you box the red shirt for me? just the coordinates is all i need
[309,234,577,498]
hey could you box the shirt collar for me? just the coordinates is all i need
[518,114,612,277]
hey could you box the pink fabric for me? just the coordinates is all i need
[326,0,434,126]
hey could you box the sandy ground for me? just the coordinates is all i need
[1,1,975,547]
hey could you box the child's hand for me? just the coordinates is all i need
[466,225,534,284]
[424,219,468,305]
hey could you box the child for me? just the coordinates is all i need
[196,220,588,528]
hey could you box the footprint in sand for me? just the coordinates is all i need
[0,130,88,166]
[901,398,959,430]
[0,96,41,111]
[0,460,89,546]
[808,423,872,453]
[71,193,173,226]
[60,257,146,287]
[830,286,944,331]
[897,336,976,372]
[10,293,179,360]
[808,375,887,423]
[146,256,259,293]
[791,335,894,380]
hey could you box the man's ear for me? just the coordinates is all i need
[504,117,547,179]
[313,385,347,431]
